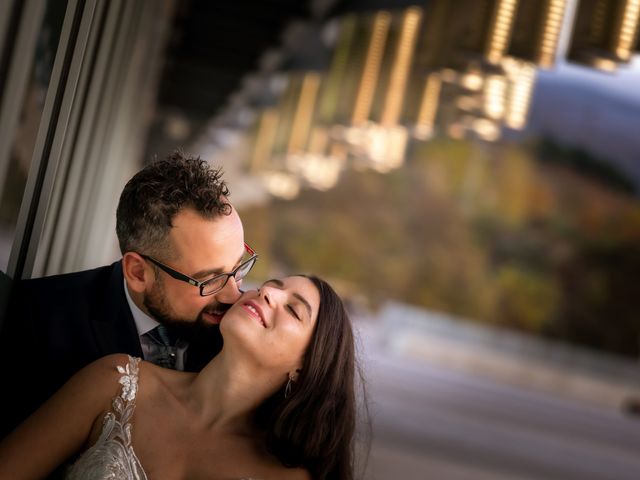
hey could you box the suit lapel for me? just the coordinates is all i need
[92,261,143,357]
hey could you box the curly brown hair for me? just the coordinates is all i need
[116,150,231,258]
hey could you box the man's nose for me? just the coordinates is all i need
[216,276,242,303]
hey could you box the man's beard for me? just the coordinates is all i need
[142,280,228,343]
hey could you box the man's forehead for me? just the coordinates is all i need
[171,207,241,233]
[169,209,245,270]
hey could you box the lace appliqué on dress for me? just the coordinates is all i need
[65,356,147,480]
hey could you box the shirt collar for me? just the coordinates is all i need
[123,278,160,336]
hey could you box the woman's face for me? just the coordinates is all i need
[220,276,321,372]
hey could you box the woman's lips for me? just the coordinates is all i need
[242,301,266,327]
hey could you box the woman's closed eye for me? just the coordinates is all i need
[287,304,301,320]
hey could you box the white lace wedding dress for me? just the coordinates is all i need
[65,356,147,479]
[64,356,259,480]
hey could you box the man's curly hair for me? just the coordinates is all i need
[116,151,231,259]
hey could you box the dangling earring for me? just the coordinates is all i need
[284,371,297,398]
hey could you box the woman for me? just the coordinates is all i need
[0,275,358,479]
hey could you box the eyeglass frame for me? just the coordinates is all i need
[138,243,258,296]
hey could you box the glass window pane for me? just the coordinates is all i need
[0,0,67,272]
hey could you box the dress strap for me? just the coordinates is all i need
[116,355,141,404]
[64,355,147,479]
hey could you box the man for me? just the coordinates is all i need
[0,151,257,437]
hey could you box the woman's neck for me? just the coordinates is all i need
[186,350,284,435]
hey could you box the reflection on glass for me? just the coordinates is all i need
[238,0,597,197]
[235,0,639,201]
[184,0,640,359]
[569,0,640,70]
[0,0,66,272]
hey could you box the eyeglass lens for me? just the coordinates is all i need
[201,256,257,295]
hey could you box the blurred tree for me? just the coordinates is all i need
[239,136,640,358]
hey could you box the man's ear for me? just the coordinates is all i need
[122,252,151,293]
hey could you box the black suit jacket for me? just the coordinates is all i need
[0,261,218,438]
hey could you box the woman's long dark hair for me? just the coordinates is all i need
[254,275,360,480]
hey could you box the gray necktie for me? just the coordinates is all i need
[154,324,174,346]
[147,324,177,369]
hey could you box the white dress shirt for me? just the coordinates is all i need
[123,279,187,370]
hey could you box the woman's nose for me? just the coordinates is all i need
[260,284,284,306]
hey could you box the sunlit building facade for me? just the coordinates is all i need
[568,0,640,71]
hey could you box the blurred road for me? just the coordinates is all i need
[356,316,640,480]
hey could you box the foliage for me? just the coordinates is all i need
[240,136,640,358]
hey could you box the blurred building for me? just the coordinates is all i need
[242,0,578,196]
[508,0,569,68]
[568,0,640,71]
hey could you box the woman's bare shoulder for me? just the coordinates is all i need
[75,354,165,400]
[64,354,134,395]
[83,353,139,375]
[89,354,178,383]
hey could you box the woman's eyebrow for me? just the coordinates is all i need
[264,279,312,318]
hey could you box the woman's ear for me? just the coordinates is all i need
[122,252,151,293]
[289,368,302,382]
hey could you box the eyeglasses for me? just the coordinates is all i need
[139,243,258,296]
